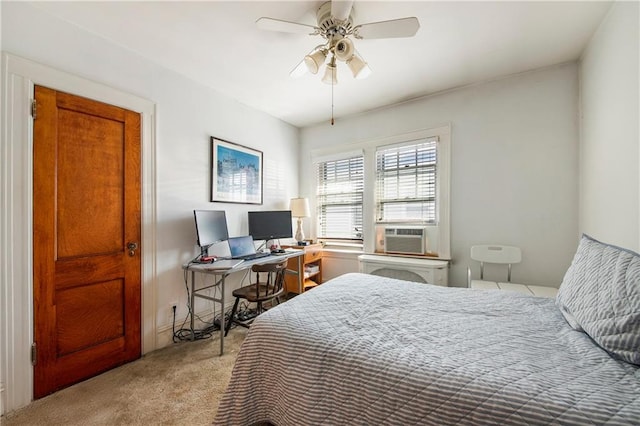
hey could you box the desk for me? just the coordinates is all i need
[182,250,303,355]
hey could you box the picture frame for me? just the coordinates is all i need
[211,137,263,204]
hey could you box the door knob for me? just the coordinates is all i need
[127,242,139,256]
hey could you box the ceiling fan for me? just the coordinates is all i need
[256,1,420,85]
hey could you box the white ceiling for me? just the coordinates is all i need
[29,1,612,128]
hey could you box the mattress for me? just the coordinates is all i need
[214,273,640,425]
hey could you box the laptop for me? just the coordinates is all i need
[227,236,271,260]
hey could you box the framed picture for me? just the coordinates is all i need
[211,137,263,204]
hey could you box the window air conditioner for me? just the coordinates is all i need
[383,226,426,255]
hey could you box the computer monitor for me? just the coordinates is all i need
[247,210,293,241]
[193,210,229,257]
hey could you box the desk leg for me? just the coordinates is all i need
[219,275,225,356]
[190,270,196,341]
[297,255,303,294]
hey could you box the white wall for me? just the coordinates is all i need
[579,1,640,252]
[301,64,580,288]
[2,0,298,323]
[1,2,299,414]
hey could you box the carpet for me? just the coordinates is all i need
[3,328,247,425]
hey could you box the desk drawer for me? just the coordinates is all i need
[304,248,322,263]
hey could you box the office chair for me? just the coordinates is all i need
[224,258,288,336]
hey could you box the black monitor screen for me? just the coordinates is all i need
[248,210,293,241]
[193,210,229,251]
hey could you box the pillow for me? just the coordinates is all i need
[556,234,640,365]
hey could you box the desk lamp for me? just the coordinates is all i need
[290,197,310,246]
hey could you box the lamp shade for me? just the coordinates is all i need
[347,53,371,79]
[321,62,338,85]
[304,49,327,74]
[334,38,355,62]
[290,198,310,218]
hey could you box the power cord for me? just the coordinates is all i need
[172,271,242,342]
[172,305,177,343]
[172,309,237,342]
[173,263,258,342]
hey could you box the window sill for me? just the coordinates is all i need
[319,241,363,249]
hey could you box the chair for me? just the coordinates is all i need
[224,258,288,336]
[467,245,522,288]
[468,245,559,297]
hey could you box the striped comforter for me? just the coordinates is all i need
[213,273,640,425]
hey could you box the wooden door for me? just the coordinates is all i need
[33,85,142,398]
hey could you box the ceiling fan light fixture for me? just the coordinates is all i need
[257,2,421,125]
[304,48,327,74]
[321,60,338,85]
[334,37,355,62]
[347,53,371,79]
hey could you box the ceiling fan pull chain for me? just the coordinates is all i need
[331,66,335,125]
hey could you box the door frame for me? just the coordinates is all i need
[0,52,158,414]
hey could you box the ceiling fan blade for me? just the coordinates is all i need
[256,17,318,35]
[289,59,308,79]
[331,0,354,22]
[354,17,420,39]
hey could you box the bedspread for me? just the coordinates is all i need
[214,273,640,425]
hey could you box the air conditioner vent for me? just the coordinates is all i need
[383,226,426,255]
[397,228,424,236]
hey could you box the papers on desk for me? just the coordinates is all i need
[203,259,244,270]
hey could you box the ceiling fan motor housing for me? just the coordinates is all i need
[316,1,354,39]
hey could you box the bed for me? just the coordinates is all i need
[214,235,640,425]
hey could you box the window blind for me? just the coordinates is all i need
[316,155,364,240]
[375,138,438,223]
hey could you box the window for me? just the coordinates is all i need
[316,155,364,240]
[375,137,438,223]
[309,126,450,258]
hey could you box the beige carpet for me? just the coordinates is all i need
[3,328,247,426]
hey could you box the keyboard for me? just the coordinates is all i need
[232,252,271,261]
